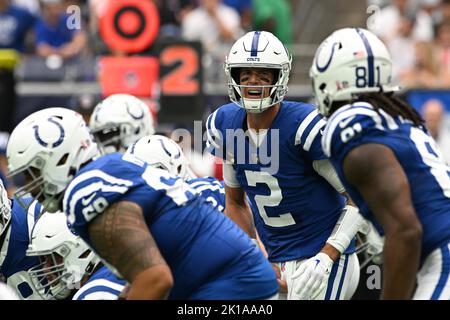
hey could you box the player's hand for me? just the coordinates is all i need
[291,252,334,300]
[271,263,287,294]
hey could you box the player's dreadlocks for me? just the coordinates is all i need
[330,92,425,127]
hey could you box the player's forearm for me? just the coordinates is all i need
[127,265,173,300]
[381,229,421,299]
[225,204,256,238]
[325,204,365,260]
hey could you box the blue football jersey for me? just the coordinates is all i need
[0,198,42,299]
[187,177,225,212]
[73,266,126,300]
[63,153,278,300]
[323,101,450,261]
[206,101,348,262]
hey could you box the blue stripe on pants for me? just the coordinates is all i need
[325,256,340,300]
[335,254,349,299]
[431,244,450,300]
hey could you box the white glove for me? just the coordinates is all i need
[291,252,334,300]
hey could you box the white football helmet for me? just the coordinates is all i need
[356,220,384,269]
[310,28,399,116]
[0,180,11,237]
[126,135,193,181]
[7,108,99,213]
[27,211,101,300]
[224,31,292,113]
[89,94,155,154]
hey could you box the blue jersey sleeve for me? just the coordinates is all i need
[188,177,225,212]
[293,106,327,161]
[322,102,390,163]
[73,266,126,300]
[206,108,226,160]
[63,168,135,238]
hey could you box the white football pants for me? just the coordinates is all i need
[414,242,450,300]
[278,252,360,300]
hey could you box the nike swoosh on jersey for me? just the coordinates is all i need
[81,193,97,206]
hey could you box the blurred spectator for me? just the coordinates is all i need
[0,0,35,181]
[0,0,36,52]
[369,0,434,45]
[223,0,252,31]
[422,99,450,164]
[432,0,450,27]
[13,0,40,15]
[420,0,441,15]
[181,0,242,82]
[252,0,293,45]
[388,13,418,81]
[435,21,450,86]
[153,0,195,38]
[87,0,114,55]
[182,0,242,50]
[399,41,439,87]
[35,0,87,59]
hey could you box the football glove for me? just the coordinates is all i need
[291,252,334,300]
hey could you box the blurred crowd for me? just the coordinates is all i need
[368,0,450,89]
[0,0,293,62]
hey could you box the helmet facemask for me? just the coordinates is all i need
[9,154,63,213]
[92,124,123,154]
[27,211,101,300]
[225,64,290,113]
[224,31,292,113]
[0,182,11,237]
[28,244,98,300]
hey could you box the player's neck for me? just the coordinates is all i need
[246,104,280,132]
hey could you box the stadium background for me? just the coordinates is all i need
[1,0,450,299]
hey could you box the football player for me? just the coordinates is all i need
[205,30,365,300]
[89,93,155,154]
[0,180,44,299]
[7,108,279,300]
[27,211,126,300]
[127,134,225,212]
[310,27,450,299]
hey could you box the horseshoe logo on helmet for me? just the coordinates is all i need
[126,103,144,120]
[33,117,65,148]
[315,41,341,73]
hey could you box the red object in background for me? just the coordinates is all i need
[99,0,159,53]
[214,158,223,181]
[99,56,159,97]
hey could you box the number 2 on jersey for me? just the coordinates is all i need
[245,170,295,227]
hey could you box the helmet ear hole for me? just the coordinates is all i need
[57,153,69,166]
[78,249,91,259]
[177,165,182,175]
[319,83,327,92]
